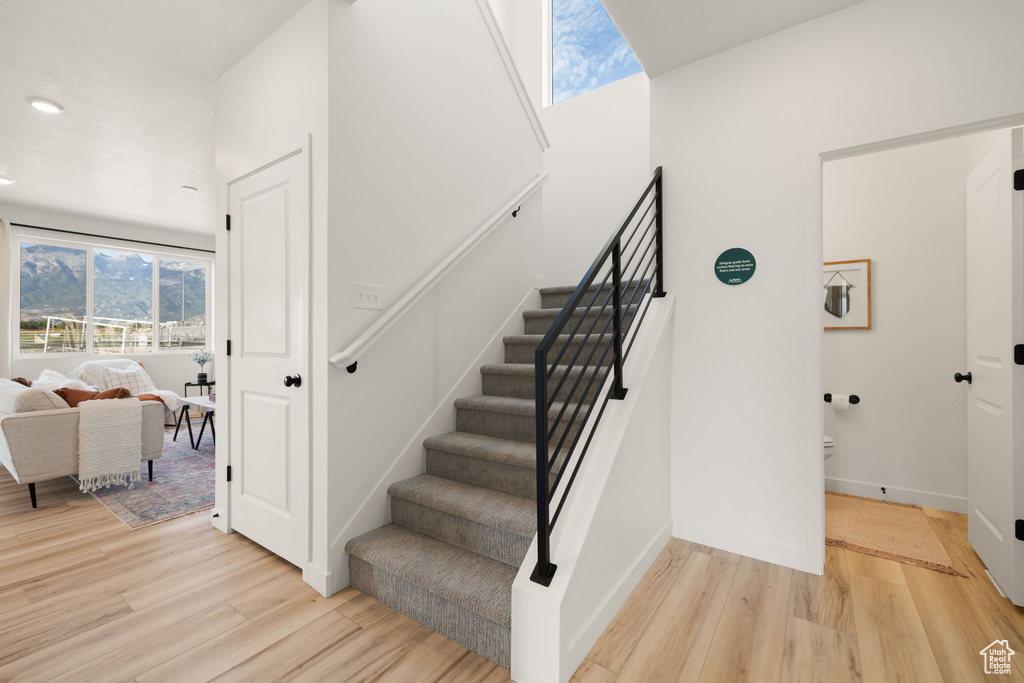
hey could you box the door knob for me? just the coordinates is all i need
[284,374,302,388]
[954,371,972,384]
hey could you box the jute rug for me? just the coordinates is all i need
[825,491,966,577]
[76,426,214,529]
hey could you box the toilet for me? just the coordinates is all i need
[824,435,836,461]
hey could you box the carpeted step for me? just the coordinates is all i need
[538,283,607,310]
[455,394,589,446]
[346,524,515,668]
[539,280,650,310]
[504,333,613,365]
[424,431,568,499]
[522,304,639,335]
[389,474,535,567]
[481,362,606,404]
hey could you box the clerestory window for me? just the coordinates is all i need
[551,0,643,104]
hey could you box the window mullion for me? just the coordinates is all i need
[152,258,160,353]
[85,248,94,355]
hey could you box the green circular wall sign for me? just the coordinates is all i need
[715,248,756,285]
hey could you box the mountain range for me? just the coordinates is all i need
[19,244,206,323]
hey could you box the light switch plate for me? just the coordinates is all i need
[354,282,383,310]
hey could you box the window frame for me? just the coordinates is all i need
[11,226,213,359]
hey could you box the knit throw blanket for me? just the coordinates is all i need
[78,398,142,492]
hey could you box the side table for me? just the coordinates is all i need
[174,396,216,450]
[184,380,215,398]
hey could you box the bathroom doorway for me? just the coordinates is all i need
[820,125,1024,605]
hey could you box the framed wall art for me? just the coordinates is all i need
[823,259,871,330]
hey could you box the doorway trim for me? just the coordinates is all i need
[804,109,1024,574]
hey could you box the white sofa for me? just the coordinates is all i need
[0,381,164,508]
[68,359,182,425]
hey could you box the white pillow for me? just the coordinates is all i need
[0,379,27,414]
[0,379,69,413]
[102,366,157,395]
[32,369,97,392]
[19,388,71,412]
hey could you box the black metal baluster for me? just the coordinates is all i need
[530,167,662,586]
[531,347,557,585]
[654,169,666,298]
[610,240,627,400]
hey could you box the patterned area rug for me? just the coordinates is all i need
[78,426,214,529]
[825,491,966,577]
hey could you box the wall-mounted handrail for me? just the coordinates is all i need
[329,173,548,373]
[531,167,664,586]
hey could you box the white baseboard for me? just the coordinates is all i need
[672,518,815,574]
[209,509,228,533]
[986,570,1009,598]
[304,562,332,598]
[825,476,967,513]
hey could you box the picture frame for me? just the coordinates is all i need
[823,259,871,330]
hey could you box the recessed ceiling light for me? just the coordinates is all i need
[181,185,198,192]
[0,176,15,185]
[26,97,65,114]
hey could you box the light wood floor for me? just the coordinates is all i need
[1,470,1022,682]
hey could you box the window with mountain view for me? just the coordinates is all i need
[159,259,207,350]
[19,243,88,353]
[551,0,643,104]
[17,237,209,355]
[93,249,154,354]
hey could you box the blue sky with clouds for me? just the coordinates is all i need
[552,0,643,103]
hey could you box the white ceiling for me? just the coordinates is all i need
[0,0,310,235]
[601,0,867,78]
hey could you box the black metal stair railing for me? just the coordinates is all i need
[531,167,664,586]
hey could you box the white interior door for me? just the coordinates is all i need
[965,127,1024,605]
[228,149,310,568]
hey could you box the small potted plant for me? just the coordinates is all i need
[191,349,214,384]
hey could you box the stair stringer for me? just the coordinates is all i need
[511,293,676,683]
[327,286,542,594]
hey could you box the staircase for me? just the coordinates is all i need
[345,285,596,669]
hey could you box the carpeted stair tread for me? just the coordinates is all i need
[454,394,587,419]
[537,281,649,295]
[537,283,604,296]
[539,281,652,309]
[479,363,595,377]
[522,304,637,320]
[389,474,535,537]
[503,333,607,345]
[424,431,538,469]
[480,363,606,402]
[345,524,516,627]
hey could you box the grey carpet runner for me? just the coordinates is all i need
[345,285,603,669]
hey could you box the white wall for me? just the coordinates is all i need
[540,75,651,285]
[323,0,544,592]
[509,1,652,287]
[487,0,511,40]
[823,136,973,512]
[214,0,330,550]
[0,201,214,392]
[651,0,1024,573]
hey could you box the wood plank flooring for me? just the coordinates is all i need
[2,468,1022,682]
